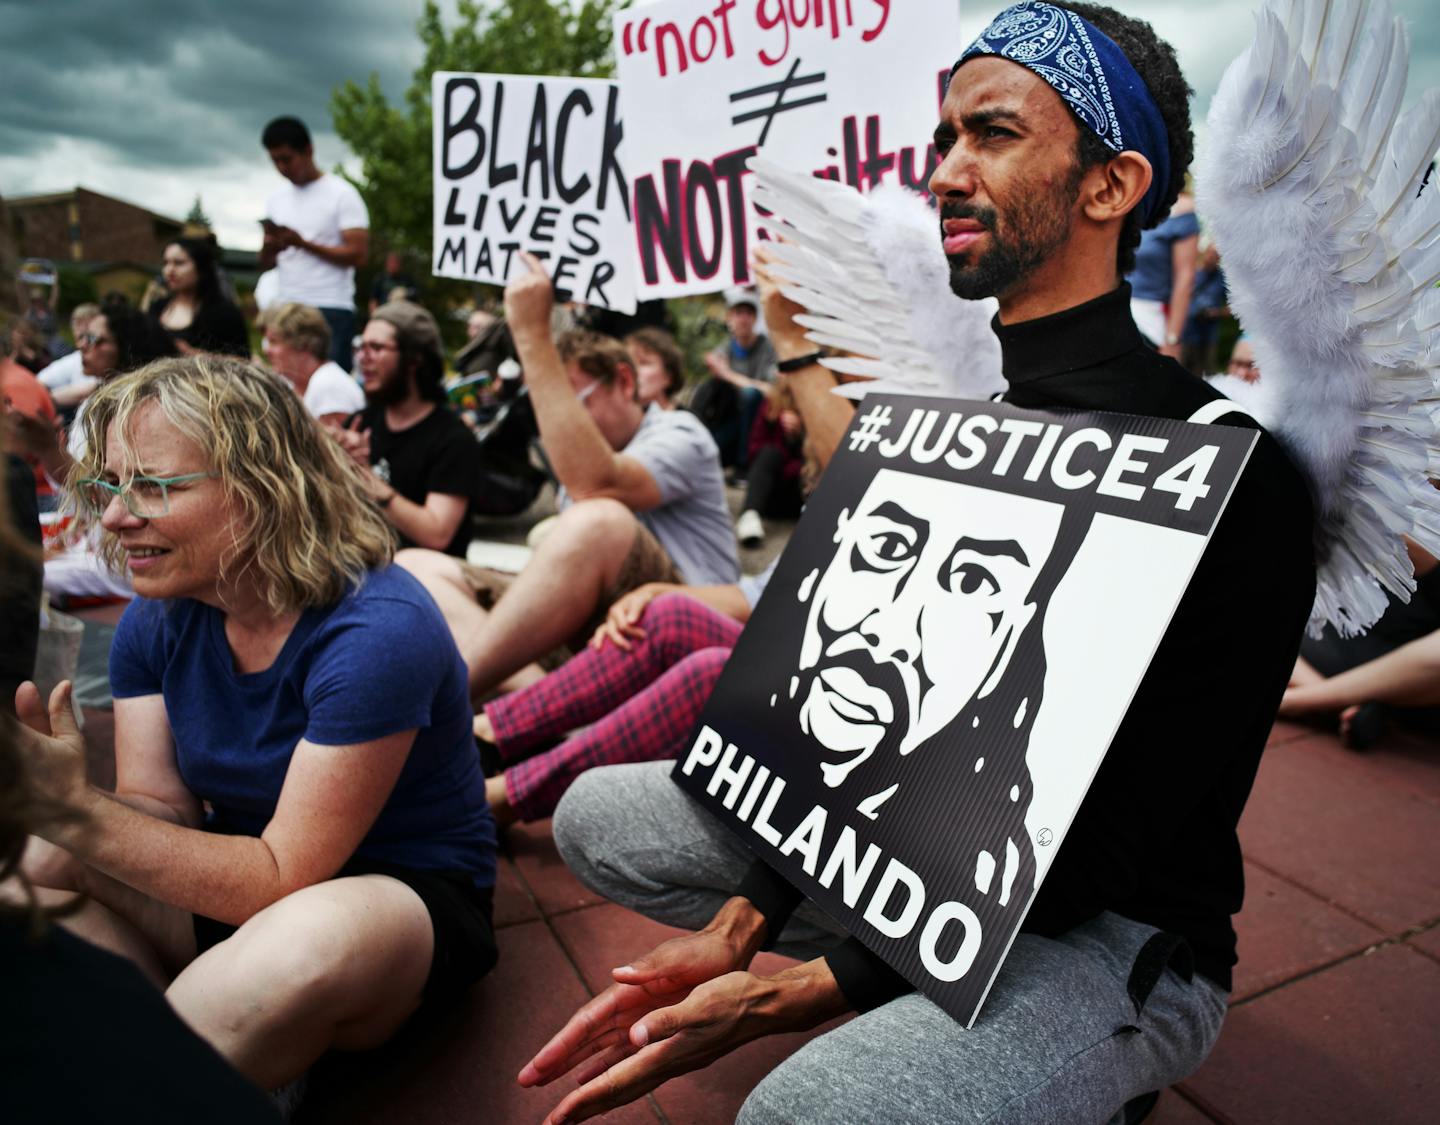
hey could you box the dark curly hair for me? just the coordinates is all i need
[1065,2,1194,274]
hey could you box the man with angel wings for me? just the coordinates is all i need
[518,1,1436,1120]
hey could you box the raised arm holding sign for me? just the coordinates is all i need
[531,4,1320,1122]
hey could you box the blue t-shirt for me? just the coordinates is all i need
[1128,210,1201,302]
[109,565,496,889]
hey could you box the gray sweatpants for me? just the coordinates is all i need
[553,761,1228,1125]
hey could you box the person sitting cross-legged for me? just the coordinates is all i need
[476,562,775,827]
[399,252,738,703]
[7,356,498,1097]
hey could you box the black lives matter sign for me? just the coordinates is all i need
[673,395,1256,1026]
[431,72,638,311]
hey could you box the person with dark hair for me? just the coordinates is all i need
[530,4,1314,1122]
[399,254,737,707]
[331,301,480,557]
[625,326,685,410]
[149,237,249,358]
[258,115,368,370]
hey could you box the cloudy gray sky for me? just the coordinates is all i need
[4,1,1437,254]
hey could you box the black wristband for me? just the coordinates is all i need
[776,351,824,373]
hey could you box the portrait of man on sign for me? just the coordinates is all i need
[781,465,1089,917]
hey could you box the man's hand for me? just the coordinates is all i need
[503,251,555,346]
[326,416,371,469]
[520,898,812,1123]
[520,905,848,1125]
[326,419,392,503]
[590,582,678,651]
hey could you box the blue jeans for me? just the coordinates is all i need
[318,306,356,372]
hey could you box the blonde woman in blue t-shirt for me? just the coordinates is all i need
[7,356,498,1098]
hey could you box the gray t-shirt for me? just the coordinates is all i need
[558,405,739,585]
[725,333,778,383]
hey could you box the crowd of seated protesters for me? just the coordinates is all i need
[6,356,498,1098]
[148,237,250,358]
[399,252,738,705]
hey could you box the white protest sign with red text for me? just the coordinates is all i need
[615,0,961,299]
[432,72,637,311]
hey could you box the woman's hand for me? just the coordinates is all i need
[590,583,677,651]
[13,680,89,809]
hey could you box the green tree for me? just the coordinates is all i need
[185,195,212,230]
[331,0,623,267]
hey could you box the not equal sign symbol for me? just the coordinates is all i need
[729,59,828,147]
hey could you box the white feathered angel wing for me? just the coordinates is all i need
[1196,0,1440,636]
[748,157,1004,402]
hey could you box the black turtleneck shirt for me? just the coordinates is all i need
[738,284,1317,1010]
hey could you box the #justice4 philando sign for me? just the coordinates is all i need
[672,394,1256,1026]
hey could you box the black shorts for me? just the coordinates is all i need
[192,856,498,1007]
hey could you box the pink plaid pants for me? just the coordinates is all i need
[485,593,744,821]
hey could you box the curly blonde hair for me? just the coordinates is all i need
[71,355,395,614]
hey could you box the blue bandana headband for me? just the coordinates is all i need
[956,2,1172,227]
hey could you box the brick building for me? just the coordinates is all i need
[6,187,183,268]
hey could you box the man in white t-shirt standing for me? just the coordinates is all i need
[260,301,366,427]
[258,116,369,371]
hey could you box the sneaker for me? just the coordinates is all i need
[737,509,765,547]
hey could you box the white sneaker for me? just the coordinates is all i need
[737,509,765,547]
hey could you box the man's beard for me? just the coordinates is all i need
[795,644,914,791]
[364,365,409,408]
[942,171,1081,301]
